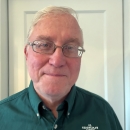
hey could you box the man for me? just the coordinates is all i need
[0,6,122,130]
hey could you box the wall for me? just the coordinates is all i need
[0,0,8,99]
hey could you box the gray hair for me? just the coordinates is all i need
[27,6,79,40]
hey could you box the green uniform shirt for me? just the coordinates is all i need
[0,81,122,130]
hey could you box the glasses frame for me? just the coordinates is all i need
[28,40,85,58]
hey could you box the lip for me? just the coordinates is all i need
[45,73,66,77]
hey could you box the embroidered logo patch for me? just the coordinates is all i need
[82,124,98,130]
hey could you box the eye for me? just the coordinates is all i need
[64,44,77,51]
[67,46,74,50]
[41,43,50,49]
[35,41,53,50]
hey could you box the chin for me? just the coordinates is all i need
[44,84,71,96]
[36,78,73,96]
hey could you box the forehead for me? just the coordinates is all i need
[36,14,80,31]
[29,14,83,45]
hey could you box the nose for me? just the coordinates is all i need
[49,47,66,68]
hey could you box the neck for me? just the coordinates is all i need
[37,92,67,118]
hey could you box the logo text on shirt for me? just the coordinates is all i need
[82,124,98,130]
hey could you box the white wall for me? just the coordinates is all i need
[0,0,8,99]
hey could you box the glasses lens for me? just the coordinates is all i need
[33,41,54,54]
[63,44,80,57]
[31,41,85,57]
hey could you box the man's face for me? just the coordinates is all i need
[25,14,83,99]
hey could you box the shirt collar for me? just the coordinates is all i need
[64,85,76,117]
[28,80,42,118]
[28,80,76,118]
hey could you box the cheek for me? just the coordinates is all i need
[26,55,46,75]
[69,59,81,79]
[27,57,39,70]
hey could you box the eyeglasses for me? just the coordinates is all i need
[28,40,85,58]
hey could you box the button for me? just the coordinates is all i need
[54,124,58,129]
[37,113,39,117]
[42,105,46,110]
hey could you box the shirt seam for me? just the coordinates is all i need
[75,86,110,106]
[0,88,28,105]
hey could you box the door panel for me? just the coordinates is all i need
[8,0,124,128]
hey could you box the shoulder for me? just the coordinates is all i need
[74,86,119,119]
[75,86,112,109]
[0,88,29,106]
[75,86,106,101]
[74,86,122,129]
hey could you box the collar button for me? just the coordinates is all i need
[54,124,58,129]
[37,113,40,117]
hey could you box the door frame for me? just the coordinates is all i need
[0,0,129,129]
[124,0,130,130]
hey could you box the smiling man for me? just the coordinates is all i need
[0,6,122,130]
[25,9,83,118]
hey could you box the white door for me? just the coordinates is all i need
[8,0,124,128]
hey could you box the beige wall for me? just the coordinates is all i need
[0,0,8,99]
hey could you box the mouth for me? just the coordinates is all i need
[45,73,66,77]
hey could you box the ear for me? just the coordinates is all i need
[24,45,28,60]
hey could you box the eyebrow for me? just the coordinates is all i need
[35,35,53,42]
[64,38,81,45]
[35,35,82,45]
